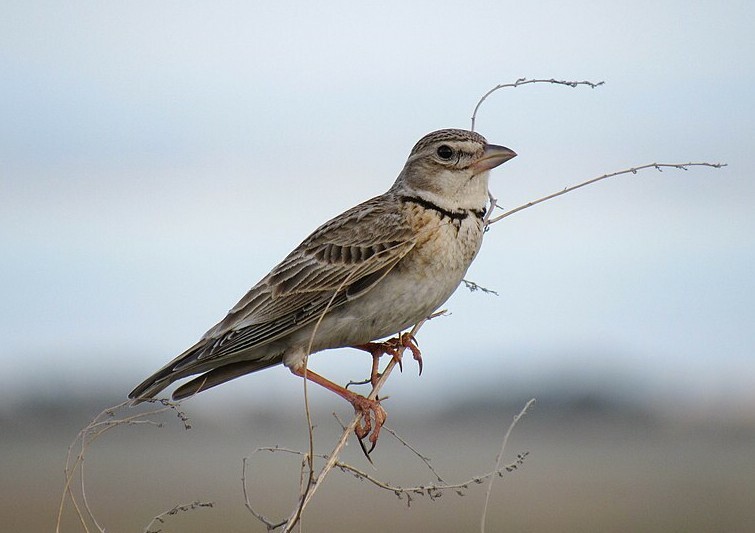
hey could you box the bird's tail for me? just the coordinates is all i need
[127,339,213,404]
[128,341,280,405]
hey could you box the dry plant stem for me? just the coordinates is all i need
[242,457,287,531]
[461,279,499,296]
[247,424,530,507]
[483,190,497,227]
[480,398,536,533]
[382,425,447,484]
[56,400,191,533]
[470,78,605,132]
[487,162,727,226]
[331,453,528,502]
[290,269,362,531]
[143,501,214,533]
[79,459,102,532]
[280,315,437,533]
[284,355,398,531]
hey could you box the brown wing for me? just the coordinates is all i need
[129,193,415,400]
[194,194,415,359]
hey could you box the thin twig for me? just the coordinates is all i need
[280,311,445,531]
[57,400,191,533]
[292,263,367,529]
[382,425,447,484]
[242,313,444,531]
[242,456,287,531]
[79,458,102,532]
[143,501,214,533]
[471,78,605,132]
[483,190,498,227]
[480,399,536,533]
[487,162,727,226]
[461,280,499,296]
[282,345,402,530]
[249,439,530,508]
[332,452,528,506]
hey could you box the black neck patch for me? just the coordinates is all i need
[401,195,485,221]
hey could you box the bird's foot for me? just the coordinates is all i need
[291,365,387,454]
[350,394,387,455]
[396,332,423,375]
[355,333,423,385]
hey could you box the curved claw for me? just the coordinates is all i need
[398,332,423,376]
[351,395,386,455]
[352,332,424,393]
[291,365,387,453]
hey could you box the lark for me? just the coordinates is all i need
[130,129,516,450]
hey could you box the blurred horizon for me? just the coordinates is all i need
[4,389,755,532]
[5,341,755,427]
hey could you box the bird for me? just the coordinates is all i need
[129,128,516,450]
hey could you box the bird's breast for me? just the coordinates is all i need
[295,205,485,351]
[339,207,484,340]
[405,204,485,273]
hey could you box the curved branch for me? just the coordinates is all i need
[471,78,605,132]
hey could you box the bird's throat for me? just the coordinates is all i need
[400,195,485,221]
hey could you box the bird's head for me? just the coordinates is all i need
[393,128,516,210]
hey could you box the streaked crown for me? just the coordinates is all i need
[405,129,488,169]
[392,128,513,212]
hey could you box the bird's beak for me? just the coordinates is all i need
[472,144,517,173]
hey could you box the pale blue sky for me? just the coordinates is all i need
[1,1,753,418]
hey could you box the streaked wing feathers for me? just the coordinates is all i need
[186,194,415,365]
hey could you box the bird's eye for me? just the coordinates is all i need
[436,145,454,160]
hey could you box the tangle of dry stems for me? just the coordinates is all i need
[56,399,208,533]
[276,312,443,531]
[242,399,534,533]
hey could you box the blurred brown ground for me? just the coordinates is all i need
[2,393,754,533]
